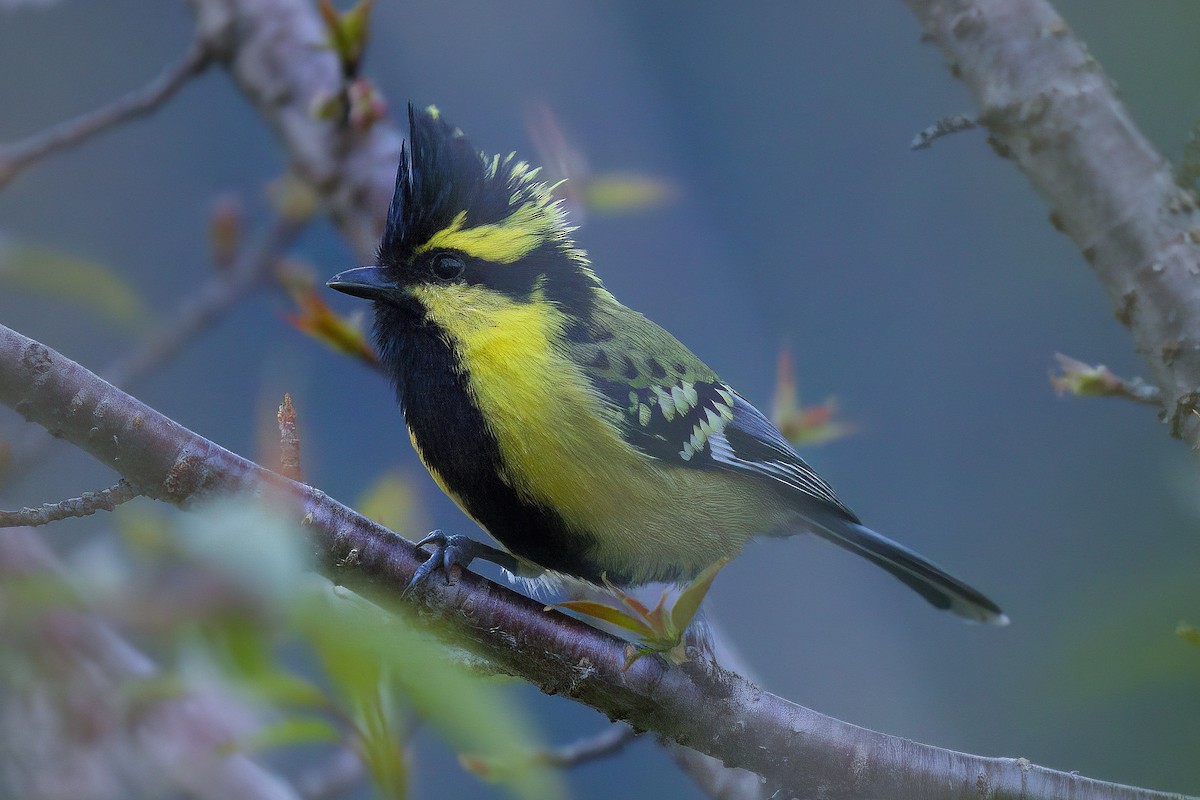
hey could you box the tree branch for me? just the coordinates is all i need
[0,215,305,485]
[0,478,140,528]
[904,0,1200,441]
[0,324,1189,800]
[185,0,401,261]
[0,41,211,188]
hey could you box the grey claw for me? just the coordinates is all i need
[405,529,470,593]
[403,530,519,594]
[414,529,445,549]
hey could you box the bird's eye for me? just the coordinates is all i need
[431,253,465,281]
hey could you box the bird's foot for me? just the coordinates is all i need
[404,530,519,594]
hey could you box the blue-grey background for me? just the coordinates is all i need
[2,2,1199,797]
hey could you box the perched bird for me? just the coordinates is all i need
[329,105,1006,625]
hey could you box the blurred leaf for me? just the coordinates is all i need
[280,263,378,367]
[300,582,563,800]
[1059,567,1200,699]
[177,496,308,605]
[227,716,343,755]
[178,497,561,800]
[771,347,854,446]
[1178,622,1200,648]
[318,0,373,78]
[114,505,177,559]
[202,616,276,679]
[346,77,387,131]
[208,194,244,271]
[122,674,190,716]
[581,174,675,214]
[1050,353,1126,397]
[243,672,331,710]
[524,101,675,220]
[0,241,153,332]
[267,173,319,224]
[1049,353,1158,404]
[356,471,421,533]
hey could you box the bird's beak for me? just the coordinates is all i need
[326,266,392,301]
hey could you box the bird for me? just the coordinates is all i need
[328,104,1006,625]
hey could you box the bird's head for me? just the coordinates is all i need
[328,105,603,334]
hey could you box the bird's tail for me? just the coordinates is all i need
[806,511,1008,625]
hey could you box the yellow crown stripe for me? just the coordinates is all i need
[417,203,553,264]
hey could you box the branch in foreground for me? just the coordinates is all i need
[0,216,305,487]
[0,478,140,528]
[903,0,1200,441]
[0,41,211,189]
[0,325,1190,799]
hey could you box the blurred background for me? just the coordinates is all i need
[1,1,1199,797]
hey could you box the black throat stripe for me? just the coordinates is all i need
[372,302,609,581]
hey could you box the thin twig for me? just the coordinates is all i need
[0,41,212,188]
[536,725,638,768]
[911,113,978,150]
[0,478,140,528]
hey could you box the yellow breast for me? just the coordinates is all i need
[409,283,782,581]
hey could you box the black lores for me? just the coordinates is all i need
[328,105,1006,625]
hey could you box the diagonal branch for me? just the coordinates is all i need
[0,41,212,188]
[904,0,1200,442]
[0,323,1190,800]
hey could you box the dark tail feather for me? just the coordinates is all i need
[807,513,1007,625]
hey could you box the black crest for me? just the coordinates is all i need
[378,105,522,266]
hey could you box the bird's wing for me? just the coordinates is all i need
[568,304,857,520]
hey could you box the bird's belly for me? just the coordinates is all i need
[471,381,788,583]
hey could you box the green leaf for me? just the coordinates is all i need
[299,582,564,800]
[179,498,563,800]
[1177,622,1200,647]
[552,600,656,638]
[0,242,152,332]
[581,173,675,214]
[227,716,342,755]
[356,471,422,533]
[670,558,728,637]
[244,671,331,710]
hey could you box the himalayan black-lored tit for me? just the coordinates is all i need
[328,105,1006,625]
